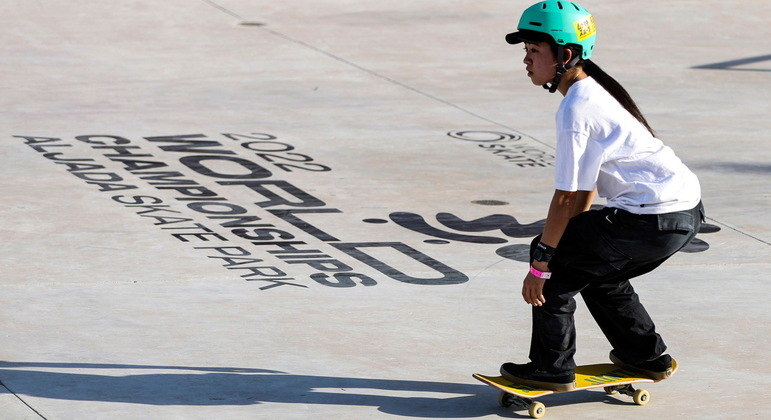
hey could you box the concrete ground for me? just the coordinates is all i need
[1,1,769,419]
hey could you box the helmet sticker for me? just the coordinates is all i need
[573,15,596,41]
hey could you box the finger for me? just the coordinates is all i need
[535,289,545,305]
[532,279,546,306]
[527,286,541,306]
[527,291,536,305]
[526,281,541,306]
[523,279,536,305]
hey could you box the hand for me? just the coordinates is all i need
[522,273,546,306]
[522,261,549,306]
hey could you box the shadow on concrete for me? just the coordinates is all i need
[695,162,771,174]
[0,362,655,417]
[0,361,506,418]
[692,54,771,71]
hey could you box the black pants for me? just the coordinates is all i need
[528,202,704,372]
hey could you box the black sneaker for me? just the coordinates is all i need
[609,350,678,381]
[500,362,576,392]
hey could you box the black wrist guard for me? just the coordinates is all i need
[532,242,557,263]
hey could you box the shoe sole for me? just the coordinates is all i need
[609,352,678,382]
[500,370,576,392]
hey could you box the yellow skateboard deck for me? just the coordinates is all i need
[474,362,670,418]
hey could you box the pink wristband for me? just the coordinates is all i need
[529,266,552,279]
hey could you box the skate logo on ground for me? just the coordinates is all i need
[365,210,717,262]
[14,132,715,290]
[15,132,468,290]
[447,130,555,168]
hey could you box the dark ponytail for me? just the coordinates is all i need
[582,59,656,136]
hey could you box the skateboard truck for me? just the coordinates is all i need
[603,383,651,405]
[497,393,546,419]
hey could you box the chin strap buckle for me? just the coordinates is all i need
[542,73,563,93]
[543,47,581,94]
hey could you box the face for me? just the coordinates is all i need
[522,42,557,86]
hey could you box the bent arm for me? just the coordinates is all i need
[523,188,596,306]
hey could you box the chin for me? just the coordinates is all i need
[527,74,543,85]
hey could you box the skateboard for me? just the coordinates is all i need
[473,362,673,418]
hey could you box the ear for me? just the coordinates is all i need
[561,47,574,65]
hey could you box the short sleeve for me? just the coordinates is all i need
[554,130,602,191]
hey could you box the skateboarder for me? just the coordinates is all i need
[500,1,704,391]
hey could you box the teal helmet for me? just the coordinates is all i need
[506,1,596,60]
[506,1,597,92]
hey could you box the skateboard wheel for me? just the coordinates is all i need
[603,386,618,395]
[497,391,513,408]
[528,401,546,419]
[633,389,650,406]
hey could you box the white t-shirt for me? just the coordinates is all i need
[554,77,701,214]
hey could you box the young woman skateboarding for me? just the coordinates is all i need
[500,1,704,391]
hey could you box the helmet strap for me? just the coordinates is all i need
[542,46,582,94]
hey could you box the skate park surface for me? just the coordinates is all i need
[1,1,769,418]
